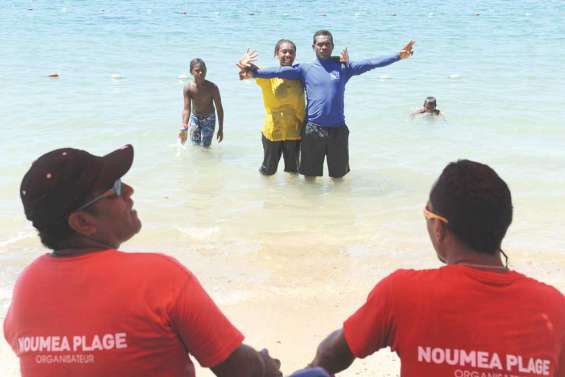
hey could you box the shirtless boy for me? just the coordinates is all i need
[180,58,224,147]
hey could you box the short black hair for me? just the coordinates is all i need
[37,220,74,250]
[312,30,334,45]
[190,58,206,73]
[429,160,513,254]
[424,96,437,108]
[37,206,97,250]
[274,39,296,57]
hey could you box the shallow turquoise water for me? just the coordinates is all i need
[1,0,565,374]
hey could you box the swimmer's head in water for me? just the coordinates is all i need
[312,30,334,59]
[424,96,437,110]
[274,39,296,66]
[189,58,207,81]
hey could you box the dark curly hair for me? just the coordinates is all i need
[312,30,334,46]
[430,160,513,254]
[189,58,206,73]
[36,207,98,250]
[274,39,296,57]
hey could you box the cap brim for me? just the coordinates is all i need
[92,144,134,192]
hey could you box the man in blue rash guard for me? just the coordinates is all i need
[244,30,415,179]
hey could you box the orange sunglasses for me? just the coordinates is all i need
[423,207,448,224]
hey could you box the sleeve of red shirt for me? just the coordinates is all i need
[343,271,399,358]
[170,272,245,368]
[557,333,565,377]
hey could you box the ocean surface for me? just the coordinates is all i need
[1,0,564,375]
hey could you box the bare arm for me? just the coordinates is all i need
[410,108,425,119]
[309,329,355,375]
[179,86,192,144]
[212,344,282,377]
[212,84,224,142]
[182,86,192,128]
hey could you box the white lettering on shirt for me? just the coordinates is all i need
[18,333,128,354]
[417,347,551,376]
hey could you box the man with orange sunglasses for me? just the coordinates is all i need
[307,159,565,377]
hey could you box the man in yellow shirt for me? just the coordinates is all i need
[239,40,305,175]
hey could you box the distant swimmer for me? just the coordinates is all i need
[179,58,224,147]
[410,96,446,121]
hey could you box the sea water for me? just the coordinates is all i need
[1,0,564,375]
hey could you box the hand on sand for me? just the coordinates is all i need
[259,349,283,377]
[400,40,415,59]
[339,48,349,64]
[216,129,223,143]
[179,129,188,144]
[237,48,258,70]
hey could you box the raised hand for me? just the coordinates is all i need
[237,48,258,70]
[400,40,415,59]
[339,48,349,64]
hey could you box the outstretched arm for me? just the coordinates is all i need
[237,48,303,80]
[252,65,303,80]
[308,329,355,375]
[348,40,415,77]
[212,345,282,377]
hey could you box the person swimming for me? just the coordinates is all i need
[411,96,445,120]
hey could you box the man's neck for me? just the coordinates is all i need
[446,246,506,268]
[52,237,119,257]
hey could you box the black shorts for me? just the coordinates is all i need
[299,123,350,178]
[260,134,300,175]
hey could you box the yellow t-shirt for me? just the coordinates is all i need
[256,77,305,141]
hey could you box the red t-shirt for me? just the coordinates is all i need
[3,249,244,377]
[344,265,565,377]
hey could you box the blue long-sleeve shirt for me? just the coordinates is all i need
[253,54,401,127]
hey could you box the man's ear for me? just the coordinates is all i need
[433,220,448,243]
[67,211,97,236]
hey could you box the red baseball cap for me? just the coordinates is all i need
[20,144,134,229]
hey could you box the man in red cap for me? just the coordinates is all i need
[4,145,282,377]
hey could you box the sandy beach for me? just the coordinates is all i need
[2,1,565,375]
[148,232,565,376]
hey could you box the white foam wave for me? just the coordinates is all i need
[0,231,34,248]
[175,226,220,240]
